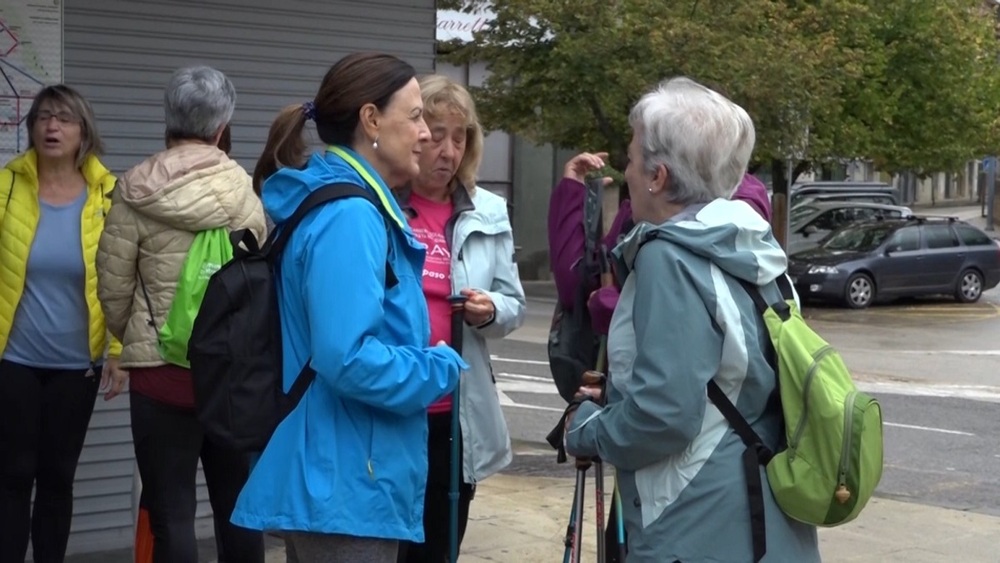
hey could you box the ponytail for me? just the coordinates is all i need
[253,104,308,195]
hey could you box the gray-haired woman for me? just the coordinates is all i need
[97,66,266,562]
[564,77,821,562]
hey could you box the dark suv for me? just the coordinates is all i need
[788,216,1000,308]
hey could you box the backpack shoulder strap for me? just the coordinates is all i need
[266,183,398,288]
[268,183,375,258]
[706,274,793,563]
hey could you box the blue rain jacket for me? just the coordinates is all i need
[231,147,465,541]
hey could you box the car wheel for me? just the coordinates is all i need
[955,269,983,303]
[845,273,875,309]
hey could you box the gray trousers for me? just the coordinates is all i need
[285,532,398,563]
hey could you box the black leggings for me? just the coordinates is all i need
[397,412,475,563]
[130,391,263,563]
[0,359,100,563]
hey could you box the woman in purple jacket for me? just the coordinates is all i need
[547,151,772,334]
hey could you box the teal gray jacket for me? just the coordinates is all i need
[398,184,525,482]
[566,199,821,562]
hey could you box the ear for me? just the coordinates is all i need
[358,103,380,141]
[649,163,670,194]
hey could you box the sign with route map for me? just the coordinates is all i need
[0,0,63,163]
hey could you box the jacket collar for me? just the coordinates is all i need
[395,181,475,218]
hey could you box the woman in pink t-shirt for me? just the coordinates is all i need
[395,75,526,562]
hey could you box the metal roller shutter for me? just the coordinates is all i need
[56,0,435,555]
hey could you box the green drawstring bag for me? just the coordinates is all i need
[158,228,233,368]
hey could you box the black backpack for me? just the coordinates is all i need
[547,177,604,403]
[188,183,397,452]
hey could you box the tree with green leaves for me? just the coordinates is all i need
[443,0,1000,187]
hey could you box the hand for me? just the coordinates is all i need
[576,370,605,404]
[565,371,606,434]
[101,357,129,401]
[563,152,613,185]
[460,289,495,326]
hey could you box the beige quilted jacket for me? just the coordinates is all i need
[97,143,266,368]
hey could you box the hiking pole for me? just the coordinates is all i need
[613,475,626,561]
[562,497,578,563]
[595,459,606,563]
[587,338,608,563]
[571,458,590,563]
[448,294,469,563]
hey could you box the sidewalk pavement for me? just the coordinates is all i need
[69,457,999,563]
[251,468,999,561]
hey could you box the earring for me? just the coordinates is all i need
[373,136,379,150]
[648,187,653,193]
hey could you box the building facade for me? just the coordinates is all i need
[6,0,437,556]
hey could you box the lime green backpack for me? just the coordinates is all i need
[707,276,884,562]
[142,228,234,368]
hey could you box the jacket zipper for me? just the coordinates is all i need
[366,414,376,480]
[836,391,858,504]
[789,345,835,458]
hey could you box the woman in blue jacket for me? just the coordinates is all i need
[230,52,467,562]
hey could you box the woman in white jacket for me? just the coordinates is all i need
[395,74,526,562]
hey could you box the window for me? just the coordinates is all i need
[822,224,895,252]
[810,210,840,231]
[886,227,920,252]
[923,225,959,249]
[852,208,877,222]
[956,225,993,247]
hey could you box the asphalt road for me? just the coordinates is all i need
[495,289,1000,517]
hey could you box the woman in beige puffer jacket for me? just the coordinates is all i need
[96,65,266,563]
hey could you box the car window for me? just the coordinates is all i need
[923,225,960,249]
[805,210,832,231]
[821,224,895,252]
[852,208,877,221]
[790,205,819,224]
[956,225,993,246]
[886,227,920,252]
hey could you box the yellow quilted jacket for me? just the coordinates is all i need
[0,149,122,361]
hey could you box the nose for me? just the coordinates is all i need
[440,138,456,161]
[417,117,430,142]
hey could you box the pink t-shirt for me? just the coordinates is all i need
[409,192,455,414]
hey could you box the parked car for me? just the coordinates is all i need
[793,192,900,208]
[787,201,913,255]
[789,181,900,207]
[788,217,1000,308]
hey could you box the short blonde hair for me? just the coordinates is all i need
[27,85,104,169]
[418,74,484,192]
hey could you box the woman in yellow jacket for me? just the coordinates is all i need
[0,85,126,563]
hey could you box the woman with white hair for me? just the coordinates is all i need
[97,66,266,562]
[563,77,821,562]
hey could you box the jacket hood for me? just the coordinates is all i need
[6,148,113,190]
[262,146,407,231]
[115,144,252,231]
[614,198,787,286]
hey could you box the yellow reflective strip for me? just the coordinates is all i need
[326,146,405,230]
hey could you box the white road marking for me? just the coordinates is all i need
[494,372,984,437]
[491,355,551,366]
[497,388,562,412]
[849,349,1000,356]
[883,422,974,437]
[857,381,1000,404]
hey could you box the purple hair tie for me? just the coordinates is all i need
[301,101,317,121]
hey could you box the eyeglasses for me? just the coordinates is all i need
[36,110,79,124]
